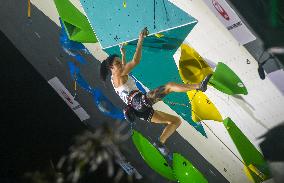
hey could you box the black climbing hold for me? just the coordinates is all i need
[164,163,168,167]
[183,161,187,166]
[114,35,119,41]
[206,99,211,104]
[246,59,251,64]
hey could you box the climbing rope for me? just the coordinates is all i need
[189,106,266,179]
[162,0,170,21]
[164,90,200,108]
[156,90,265,176]
[153,0,156,29]
[165,100,189,107]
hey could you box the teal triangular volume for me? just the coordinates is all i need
[80,0,197,48]
[105,24,207,137]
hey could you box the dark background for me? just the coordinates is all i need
[0,30,99,183]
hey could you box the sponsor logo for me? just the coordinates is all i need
[72,105,81,110]
[60,89,73,104]
[212,0,230,20]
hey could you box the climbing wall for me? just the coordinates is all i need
[28,0,284,182]
[104,23,208,136]
[171,0,283,182]
[79,0,197,48]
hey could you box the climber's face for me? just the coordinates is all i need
[110,57,123,73]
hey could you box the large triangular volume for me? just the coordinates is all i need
[223,118,271,182]
[54,0,98,43]
[80,0,197,48]
[131,130,176,181]
[178,44,213,84]
[105,24,207,137]
[187,90,223,122]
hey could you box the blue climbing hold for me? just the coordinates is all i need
[67,62,125,120]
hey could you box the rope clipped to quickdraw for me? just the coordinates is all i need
[27,0,31,18]
[73,73,78,99]
[26,0,32,25]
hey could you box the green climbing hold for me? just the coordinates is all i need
[54,0,98,43]
[131,130,176,181]
[223,117,271,182]
[209,62,248,95]
[172,153,208,183]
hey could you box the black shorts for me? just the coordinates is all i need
[129,85,167,122]
[130,92,154,122]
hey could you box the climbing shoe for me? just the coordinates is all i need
[199,74,213,92]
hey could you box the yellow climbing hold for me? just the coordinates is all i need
[248,164,267,181]
[154,33,164,38]
[123,1,127,8]
[179,44,213,84]
[244,166,255,183]
[187,90,223,122]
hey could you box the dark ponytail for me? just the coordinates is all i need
[100,54,119,82]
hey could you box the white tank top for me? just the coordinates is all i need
[111,75,139,104]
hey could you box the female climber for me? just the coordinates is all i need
[100,28,212,156]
